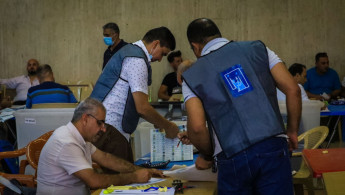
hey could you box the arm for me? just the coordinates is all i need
[92,148,163,177]
[0,77,19,89]
[92,148,140,173]
[125,57,179,138]
[305,91,326,101]
[185,97,213,157]
[271,62,301,151]
[330,89,341,99]
[157,85,170,101]
[73,168,151,189]
[132,91,179,138]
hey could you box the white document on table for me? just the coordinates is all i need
[163,164,217,182]
[127,178,166,187]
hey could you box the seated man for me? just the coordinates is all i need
[277,63,309,101]
[26,64,77,108]
[303,52,341,100]
[37,98,162,195]
[158,50,183,101]
[0,59,40,105]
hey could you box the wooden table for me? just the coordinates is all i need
[323,171,345,195]
[302,148,345,178]
[91,177,217,195]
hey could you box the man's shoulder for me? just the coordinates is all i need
[327,68,339,75]
[28,82,69,93]
[165,72,176,78]
[307,67,317,74]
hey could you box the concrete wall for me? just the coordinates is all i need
[1,0,345,101]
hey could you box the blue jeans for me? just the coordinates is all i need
[217,137,293,195]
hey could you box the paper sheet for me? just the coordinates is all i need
[99,178,174,195]
[150,126,193,162]
[163,165,217,182]
[127,178,166,187]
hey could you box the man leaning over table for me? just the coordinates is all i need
[90,27,180,172]
[178,18,301,194]
[37,98,163,195]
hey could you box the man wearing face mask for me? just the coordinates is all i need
[91,27,180,173]
[0,59,40,105]
[102,22,128,70]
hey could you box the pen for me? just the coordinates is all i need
[177,140,181,148]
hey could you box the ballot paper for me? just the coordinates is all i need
[99,187,174,195]
[150,126,193,162]
[99,178,174,195]
[163,165,217,182]
[128,178,166,187]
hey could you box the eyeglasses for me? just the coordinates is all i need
[87,114,106,128]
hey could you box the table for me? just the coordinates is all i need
[92,153,217,195]
[323,171,345,195]
[320,105,345,148]
[91,177,217,195]
[302,148,345,178]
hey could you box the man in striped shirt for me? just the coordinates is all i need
[26,64,77,108]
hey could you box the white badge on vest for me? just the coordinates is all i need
[221,64,253,97]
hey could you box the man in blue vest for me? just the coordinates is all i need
[91,27,179,172]
[180,18,301,194]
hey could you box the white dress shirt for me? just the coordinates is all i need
[0,75,39,102]
[37,122,96,195]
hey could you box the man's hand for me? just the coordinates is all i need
[148,169,164,178]
[133,169,152,183]
[165,122,179,139]
[177,131,191,145]
[195,156,212,170]
[287,130,298,151]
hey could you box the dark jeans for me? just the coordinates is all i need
[217,137,293,195]
[92,124,133,174]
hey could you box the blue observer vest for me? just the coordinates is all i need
[91,44,152,134]
[183,41,284,158]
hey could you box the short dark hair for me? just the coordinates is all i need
[103,22,120,34]
[142,27,176,51]
[187,18,222,45]
[37,64,53,81]
[288,63,306,76]
[167,50,181,63]
[315,52,328,62]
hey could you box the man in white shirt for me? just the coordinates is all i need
[277,63,309,101]
[37,98,162,195]
[0,59,39,105]
[91,27,180,170]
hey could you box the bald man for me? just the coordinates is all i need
[0,59,40,105]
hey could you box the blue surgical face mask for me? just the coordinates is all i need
[103,37,114,46]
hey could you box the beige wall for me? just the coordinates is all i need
[1,0,344,101]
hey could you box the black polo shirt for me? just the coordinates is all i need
[102,39,128,70]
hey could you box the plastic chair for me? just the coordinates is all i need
[293,126,329,195]
[0,131,54,192]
